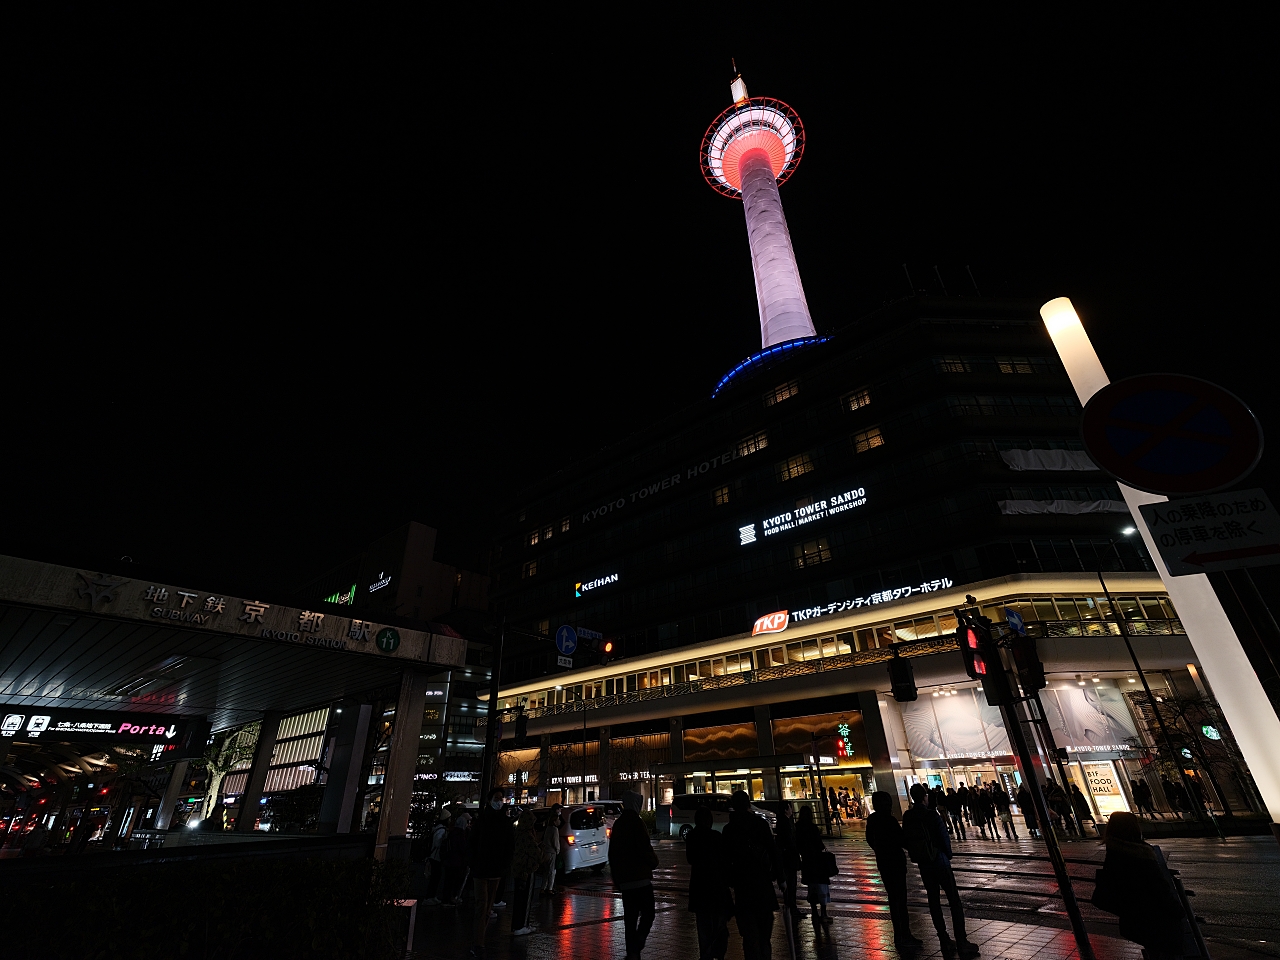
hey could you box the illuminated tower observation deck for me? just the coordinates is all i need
[701,74,815,349]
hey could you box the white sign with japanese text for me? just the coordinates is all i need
[1138,488,1280,576]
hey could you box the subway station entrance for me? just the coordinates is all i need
[0,554,466,858]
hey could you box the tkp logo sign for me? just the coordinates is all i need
[752,610,789,636]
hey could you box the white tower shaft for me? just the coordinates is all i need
[740,148,816,347]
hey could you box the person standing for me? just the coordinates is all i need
[609,790,659,960]
[441,811,471,905]
[722,790,782,960]
[795,805,834,927]
[956,784,972,827]
[865,791,921,947]
[1132,778,1159,819]
[944,788,966,841]
[686,805,734,960]
[978,788,999,841]
[540,804,562,895]
[1015,784,1038,839]
[903,784,979,958]
[510,811,547,937]
[993,787,1017,840]
[1070,783,1096,837]
[468,788,515,959]
[1099,812,1188,958]
[774,800,803,918]
[828,786,842,824]
[424,811,452,904]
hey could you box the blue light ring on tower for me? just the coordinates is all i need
[711,336,829,398]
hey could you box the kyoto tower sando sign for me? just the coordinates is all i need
[701,70,815,349]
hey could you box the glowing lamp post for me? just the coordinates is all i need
[1041,297,1280,837]
[701,74,816,349]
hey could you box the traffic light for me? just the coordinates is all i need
[888,652,917,702]
[1010,634,1046,691]
[595,638,615,665]
[956,612,1012,706]
[958,621,990,680]
[515,711,529,746]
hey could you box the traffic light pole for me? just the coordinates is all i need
[998,694,1096,960]
[480,617,506,796]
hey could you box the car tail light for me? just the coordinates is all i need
[566,835,575,844]
[606,827,611,837]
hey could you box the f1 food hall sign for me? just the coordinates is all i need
[0,554,467,670]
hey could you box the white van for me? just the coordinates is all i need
[667,793,776,841]
[558,804,610,873]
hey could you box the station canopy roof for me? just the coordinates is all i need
[0,554,468,731]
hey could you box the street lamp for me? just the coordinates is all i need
[1102,529,1220,835]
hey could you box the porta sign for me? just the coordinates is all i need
[0,704,205,747]
[752,611,789,636]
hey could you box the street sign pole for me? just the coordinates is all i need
[1042,297,1280,846]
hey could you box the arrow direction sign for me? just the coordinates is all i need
[1139,487,1280,576]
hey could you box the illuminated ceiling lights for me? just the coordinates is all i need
[1076,675,1086,686]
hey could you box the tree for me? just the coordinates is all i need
[197,722,260,819]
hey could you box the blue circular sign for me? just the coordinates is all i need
[1082,374,1263,496]
[555,625,578,655]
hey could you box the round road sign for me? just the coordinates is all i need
[555,625,578,656]
[1082,374,1263,496]
[375,627,401,653]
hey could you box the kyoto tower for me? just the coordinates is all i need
[701,71,815,349]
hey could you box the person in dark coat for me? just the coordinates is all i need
[686,806,734,960]
[468,788,515,957]
[441,811,471,904]
[722,790,782,960]
[1069,783,1096,835]
[903,784,979,958]
[795,805,833,926]
[1015,784,1038,838]
[1101,812,1188,958]
[865,791,921,946]
[1132,778,1160,819]
[609,789,659,960]
[773,800,803,918]
[944,788,966,840]
[956,784,972,825]
[992,787,1016,840]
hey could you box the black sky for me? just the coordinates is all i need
[8,12,1276,603]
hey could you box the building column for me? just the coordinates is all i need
[858,691,901,818]
[153,759,190,830]
[235,711,283,832]
[597,726,611,800]
[669,717,684,762]
[319,700,372,834]
[754,706,781,800]
[376,670,431,860]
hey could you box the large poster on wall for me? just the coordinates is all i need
[901,689,1011,760]
[1040,683,1139,754]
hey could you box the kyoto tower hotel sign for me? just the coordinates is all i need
[701,73,815,349]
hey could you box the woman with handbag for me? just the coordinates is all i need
[795,805,834,926]
[1095,812,1188,958]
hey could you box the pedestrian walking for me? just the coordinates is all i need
[722,790,782,960]
[686,806,734,960]
[1046,780,1076,836]
[540,804,562,895]
[993,787,1017,840]
[796,805,834,927]
[424,810,452,903]
[1015,784,1039,839]
[828,786,843,823]
[865,791,921,947]
[441,812,472,905]
[976,788,996,840]
[1132,778,1160,819]
[774,800,803,918]
[1069,783,1096,837]
[510,810,547,936]
[956,784,972,826]
[1161,776,1184,818]
[902,784,979,958]
[609,789,660,960]
[468,788,515,959]
[945,788,966,840]
[1096,812,1189,958]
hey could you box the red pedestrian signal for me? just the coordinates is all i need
[959,625,988,679]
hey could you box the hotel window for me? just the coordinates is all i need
[542,524,554,541]
[626,674,637,692]
[785,641,805,663]
[527,529,539,546]
[660,668,672,685]
[835,632,854,654]
[604,678,615,696]
[936,356,971,374]
[844,387,871,412]
[560,516,571,533]
[802,638,821,660]
[522,560,537,578]
[711,658,726,676]
[855,628,873,651]
[724,653,741,674]
[737,430,768,457]
[997,356,1048,375]
[765,379,800,406]
[536,619,549,636]
[713,484,731,506]
[778,453,814,481]
[673,664,686,683]
[698,659,712,679]
[853,427,884,453]
[792,537,832,569]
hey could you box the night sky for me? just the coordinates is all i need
[8,14,1275,605]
